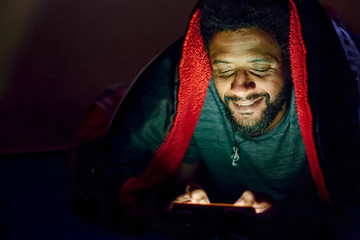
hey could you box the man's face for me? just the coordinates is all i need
[209,27,289,137]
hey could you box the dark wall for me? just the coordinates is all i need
[0,0,196,153]
[0,0,358,154]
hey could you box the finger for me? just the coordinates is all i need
[234,190,255,206]
[190,189,210,204]
[185,183,202,193]
[184,184,210,204]
[185,185,210,203]
[173,194,191,204]
[253,201,272,214]
[167,194,191,212]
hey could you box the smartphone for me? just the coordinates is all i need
[172,202,256,215]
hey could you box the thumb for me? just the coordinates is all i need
[185,184,210,204]
[234,190,255,207]
[190,189,210,204]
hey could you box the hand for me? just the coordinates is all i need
[234,190,273,214]
[168,183,210,211]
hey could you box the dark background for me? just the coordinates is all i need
[0,0,197,154]
[0,0,359,154]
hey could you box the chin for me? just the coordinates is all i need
[235,116,262,128]
[232,108,264,125]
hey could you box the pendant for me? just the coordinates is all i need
[231,146,240,166]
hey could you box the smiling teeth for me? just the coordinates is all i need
[235,101,255,106]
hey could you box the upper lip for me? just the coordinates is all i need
[233,97,263,106]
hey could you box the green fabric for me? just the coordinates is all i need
[183,79,314,203]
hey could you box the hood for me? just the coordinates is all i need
[120,0,360,216]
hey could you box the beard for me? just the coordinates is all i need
[224,83,291,138]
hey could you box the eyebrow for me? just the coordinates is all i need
[212,59,231,64]
[212,56,278,65]
[250,58,273,63]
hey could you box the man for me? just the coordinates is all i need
[72,0,360,238]
[172,1,297,214]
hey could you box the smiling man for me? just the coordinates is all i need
[72,0,360,238]
[211,28,289,137]
[171,0,311,216]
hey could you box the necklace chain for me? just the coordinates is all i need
[231,146,240,166]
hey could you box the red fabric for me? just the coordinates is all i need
[288,0,330,203]
[119,10,212,215]
[120,1,331,215]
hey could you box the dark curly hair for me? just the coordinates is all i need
[199,0,291,80]
[199,0,290,51]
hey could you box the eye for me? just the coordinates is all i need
[249,64,272,76]
[215,69,234,78]
[252,67,270,72]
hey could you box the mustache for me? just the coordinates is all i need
[224,93,269,102]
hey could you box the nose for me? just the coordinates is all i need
[231,70,256,93]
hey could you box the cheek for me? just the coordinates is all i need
[258,77,285,101]
[213,79,229,101]
[270,82,285,101]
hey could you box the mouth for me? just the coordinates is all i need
[232,97,264,114]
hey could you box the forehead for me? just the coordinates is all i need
[209,27,282,63]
